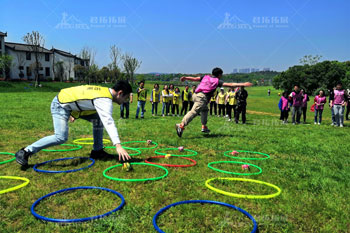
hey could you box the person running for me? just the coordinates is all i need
[225,87,237,121]
[15,81,133,166]
[150,83,160,116]
[209,89,218,116]
[161,85,172,116]
[120,92,133,119]
[172,87,181,116]
[314,90,326,125]
[180,85,191,116]
[175,67,252,137]
[279,91,290,124]
[235,86,248,124]
[331,82,348,127]
[136,80,147,119]
[216,88,226,117]
[289,85,304,125]
[189,85,196,110]
[301,89,310,124]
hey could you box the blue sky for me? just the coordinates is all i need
[1,0,349,73]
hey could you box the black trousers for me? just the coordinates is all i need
[172,104,179,115]
[181,101,189,115]
[189,101,194,110]
[346,104,350,120]
[210,101,217,115]
[218,104,225,116]
[235,104,246,123]
[280,110,289,121]
[227,105,236,119]
[302,106,307,123]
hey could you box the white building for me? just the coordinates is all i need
[0,31,89,81]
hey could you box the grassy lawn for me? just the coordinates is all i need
[0,83,349,232]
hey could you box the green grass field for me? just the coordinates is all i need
[0,83,349,233]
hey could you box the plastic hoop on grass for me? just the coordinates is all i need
[145,156,197,167]
[73,138,111,145]
[103,162,168,182]
[42,144,82,152]
[224,150,270,160]
[33,157,95,173]
[104,146,142,156]
[121,141,158,150]
[0,176,30,194]
[153,200,258,233]
[0,152,15,165]
[205,177,281,199]
[155,148,198,157]
[31,186,125,223]
[207,161,262,176]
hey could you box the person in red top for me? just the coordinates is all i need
[314,90,327,125]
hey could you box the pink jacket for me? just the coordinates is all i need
[195,75,219,94]
[314,95,326,110]
[281,96,289,110]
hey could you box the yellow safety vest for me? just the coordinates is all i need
[218,92,226,105]
[211,90,218,102]
[173,92,180,105]
[57,85,112,118]
[162,90,169,103]
[152,89,160,103]
[228,92,237,105]
[138,88,147,101]
[183,90,189,101]
[169,89,175,103]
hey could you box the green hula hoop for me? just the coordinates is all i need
[121,141,158,150]
[104,147,142,156]
[224,150,270,160]
[208,161,262,176]
[205,177,281,199]
[155,148,198,157]
[42,144,82,152]
[73,138,111,145]
[0,152,15,165]
[0,176,30,194]
[103,162,168,182]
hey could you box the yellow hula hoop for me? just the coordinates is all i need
[0,176,30,194]
[73,138,111,145]
[205,177,281,199]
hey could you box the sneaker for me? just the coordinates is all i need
[162,114,165,117]
[136,116,138,119]
[90,149,115,160]
[141,116,144,119]
[331,123,334,126]
[292,123,296,125]
[314,122,317,125]
[201,126,210,133]
[175,124,184,137]
[340,124,344,128]
[15,148,33,166]
[228,119,232,122]
[318,122,321,125]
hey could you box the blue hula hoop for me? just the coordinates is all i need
[153,200,258,233]
[31,186,125,223]
[33,157,95,173]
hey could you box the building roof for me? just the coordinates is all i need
[51,48,89,61]
[5,42,52,53]
[0,31,7,37]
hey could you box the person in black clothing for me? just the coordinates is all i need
[346,89,350,120]
[180,85,191,115]
[235,87,248,124]
[329,88,336,125]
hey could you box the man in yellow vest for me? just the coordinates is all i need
[15,81,133,166]
[180,85,191,115]
[136,80,147,119]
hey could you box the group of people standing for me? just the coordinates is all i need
[278,82,349,127]
[209,87,248,123]
[119,80,249,124]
